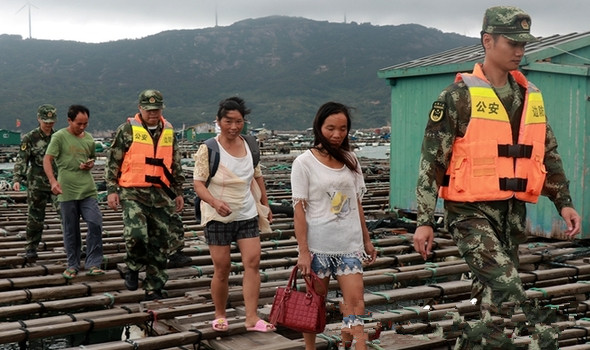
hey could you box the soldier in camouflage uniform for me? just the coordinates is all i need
[413,7,582,350]
[12,104,61,261]
[105,89,187,300]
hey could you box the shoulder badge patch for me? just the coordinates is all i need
[21,144,27,151]
[429,101,445,122]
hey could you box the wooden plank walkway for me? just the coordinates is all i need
[0,155,588,349]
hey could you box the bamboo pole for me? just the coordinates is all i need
[0,303,216,345]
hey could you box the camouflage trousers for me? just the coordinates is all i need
[446,200,559,350]
[167,212,185,253]
[26,188,61,251]
[121,200,172,292]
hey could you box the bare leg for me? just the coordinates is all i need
[238,237,264,327]
[303,332,317,350]
[340,301,354,348]
[209,244,231,328]
[303,275,330,350]
[337,273,368,350]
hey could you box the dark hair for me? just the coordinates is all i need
[480,31,500,51]
[312,102,358,173]
[217,96,250,120]
[67,105,90,121]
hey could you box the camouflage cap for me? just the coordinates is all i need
[482,6,538,42]
[37,104,57,123]
[138,89,165,110]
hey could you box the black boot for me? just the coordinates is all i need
[25,249,38,260]
[145,289,166,301]
[125,269,139,291]
[168,250,192,268]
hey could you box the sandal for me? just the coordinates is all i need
[86,266,106,276]
[62,268,78,279]
[212,317,229,332]
[246,319,276,333]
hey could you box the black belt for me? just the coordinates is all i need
[145,157,175,184]
[145,175,177,200]
[497,144,532,158]
[499,177,528,192]
[145,156,177,200]
[442,175,527,192]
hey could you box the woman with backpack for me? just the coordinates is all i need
[193,96,275,333]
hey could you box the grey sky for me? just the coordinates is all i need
[2,0,588,43]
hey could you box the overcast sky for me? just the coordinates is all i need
[1,0,588,43]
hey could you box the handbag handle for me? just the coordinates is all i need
[289,266,327,298]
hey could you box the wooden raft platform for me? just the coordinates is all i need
[0,157,588,349]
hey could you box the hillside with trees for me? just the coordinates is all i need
[0,16,478,132]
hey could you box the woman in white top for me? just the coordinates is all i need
[193,97,275,333]
[291,102,377,349]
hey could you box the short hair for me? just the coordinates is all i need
[480,32,501,51]
[217,96,250,120]
[67,105,90,121]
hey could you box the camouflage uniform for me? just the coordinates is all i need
[105,112,185,293]
[416,7,576,349]
[416,68,574,349]
[13,110,61,254]
[168,212,185,253]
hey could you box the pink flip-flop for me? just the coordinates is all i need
[212,317,229,332]
[246,319,276,333]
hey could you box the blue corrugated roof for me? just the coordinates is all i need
[378,32,590,77]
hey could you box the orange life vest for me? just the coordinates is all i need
[118,114,175,189]
[439,64,547,203]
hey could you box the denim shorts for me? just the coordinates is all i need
[311,254,364,279]
[204,217,259,246]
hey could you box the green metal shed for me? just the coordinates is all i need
[0,129,21,146]
[378,32,589,238]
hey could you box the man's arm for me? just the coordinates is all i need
[105,124,128,210]
[171,137,185,197]
[541,123,582,237]
[43,154,61,194]
[104,124,128,195]
[414,86,462,259]
[541,124,575,212]
[12,134,30,191]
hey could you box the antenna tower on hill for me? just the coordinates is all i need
[16,2,38,39]
[215,3,218,27]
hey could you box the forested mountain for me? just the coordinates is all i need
[0,16,478,132]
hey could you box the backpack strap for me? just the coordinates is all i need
[203,135,260,187]
[204,138,220,187]
[242,134,260,167]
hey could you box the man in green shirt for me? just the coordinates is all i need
[44,104,105,279]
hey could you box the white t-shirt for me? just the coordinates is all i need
[193,137,259,225]
[291,150,366,257]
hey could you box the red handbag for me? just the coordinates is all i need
[269,266,327,333]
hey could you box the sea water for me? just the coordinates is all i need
[354,144,390,160]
